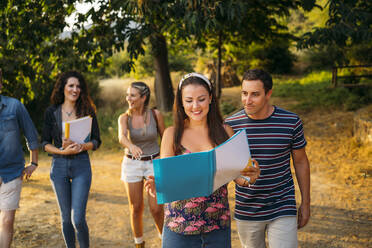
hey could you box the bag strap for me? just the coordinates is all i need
[151,108,161,136]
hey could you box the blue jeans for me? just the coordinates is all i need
[162,226,231,248]
[50,153,92,248]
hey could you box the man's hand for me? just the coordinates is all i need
[22,164,37,180]
[297,202,310,229]
[240,158,260,184]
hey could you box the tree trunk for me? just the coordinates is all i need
[216,32,222,99]
[150,33,174,112]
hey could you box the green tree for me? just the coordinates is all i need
[180,0,317,97]
[0,0,105,129]
[0,1,72,103]
[83,0,181,111]
[85,0,317,108]
[298,0,372,65]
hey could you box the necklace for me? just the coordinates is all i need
[63,109,74,117]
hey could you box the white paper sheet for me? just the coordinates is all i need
[213,130,251,191]
[65,116,92,144]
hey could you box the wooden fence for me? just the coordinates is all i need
[332,65,372,87]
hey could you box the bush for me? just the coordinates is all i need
[348,42,372,64]
[104,52,131,78]
[220,100,238,117]
[97,107,123,152]
[250,40,295,74]
[300,46,344,72]
[104,42,195,79]
[273,71,372,111]
[228,39,295,75]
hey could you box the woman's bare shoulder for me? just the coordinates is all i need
[118,112,129,121]
[163,126,175,138]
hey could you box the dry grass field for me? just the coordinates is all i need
[11,80,372,247]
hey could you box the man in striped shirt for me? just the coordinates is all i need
[225,69,310,248]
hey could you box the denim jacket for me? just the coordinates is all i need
[0,95,39,183]
[41,105,101,153]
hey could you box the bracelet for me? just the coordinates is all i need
[240,176,251,187]
[31,162,38,167]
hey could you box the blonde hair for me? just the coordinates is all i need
[126,82,151,136]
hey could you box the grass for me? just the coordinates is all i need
[273,71,372,112]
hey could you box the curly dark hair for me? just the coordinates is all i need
[173,74,229,155]
[50,71,96,117]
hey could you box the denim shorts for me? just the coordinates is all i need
[0,177,22,211]
[162,226,231,248]
[120,156,154,183]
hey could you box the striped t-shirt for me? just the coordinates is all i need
[225,106,307,221]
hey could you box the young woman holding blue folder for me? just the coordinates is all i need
[146,73,260,248]
[41,71,101,248]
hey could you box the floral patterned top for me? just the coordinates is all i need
[164,148,231,235]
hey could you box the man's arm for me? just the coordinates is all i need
[292,147,310,229]
[23,149,38,180]
[15,100,39,180]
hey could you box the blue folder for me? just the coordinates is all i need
[153,130,250,204]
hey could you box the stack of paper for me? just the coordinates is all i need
[64,116,92,144]
[153,129,251,204]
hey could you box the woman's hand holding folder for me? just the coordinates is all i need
[144,176,156,198]
[61,138,88,155]
[62,138,74,149]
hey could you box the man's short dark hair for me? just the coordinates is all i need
[242,69,273,93]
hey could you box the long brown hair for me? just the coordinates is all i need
[173,73,229,154]
[50,71,96,117]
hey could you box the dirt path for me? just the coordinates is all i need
[12,110,372,248]
[298,171,371,247]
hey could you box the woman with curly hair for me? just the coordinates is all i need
[41,71,101,248]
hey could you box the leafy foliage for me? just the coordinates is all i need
[0,1,104,130]
[300,1,372,48]
[0,1,72,103]
[229,38,295,75]
[300,45,344,71]
[85,0,317,105]
[83,0,181,110]
[179,0,316,89]
[104,40,195,79]
[298,0,372,66]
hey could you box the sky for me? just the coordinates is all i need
[64,2,97,31]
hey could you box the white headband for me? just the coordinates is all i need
[178,73,212,91]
